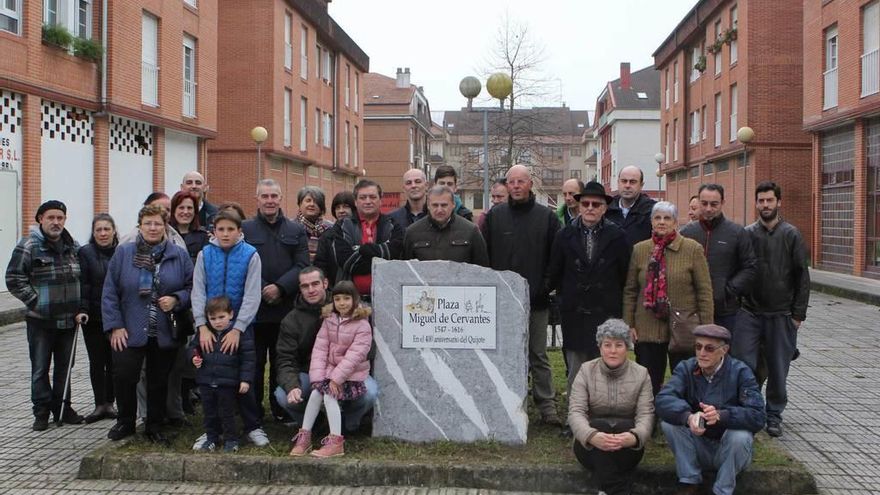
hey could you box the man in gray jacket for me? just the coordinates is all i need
[402,185,488,266]
[680,183,756,334]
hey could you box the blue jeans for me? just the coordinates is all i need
[27,321,77,416]
[661,422,753,495]
[274,373,378,432]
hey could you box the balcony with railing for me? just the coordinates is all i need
[183,79,196,117]
[142,61,159,106]
[862,49,879,97]
[824,67,838,109]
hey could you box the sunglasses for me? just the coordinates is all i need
[694,343,726,353]
[580,200,605,209]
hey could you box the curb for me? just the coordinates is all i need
[0,305,25,327]
[810,280,880,307]
[79,448,818,494]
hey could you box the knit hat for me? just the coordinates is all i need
[35,200,67,222]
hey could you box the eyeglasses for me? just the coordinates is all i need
[580,201,605,209]
[694,343,726,353]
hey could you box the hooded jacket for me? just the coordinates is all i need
[190,324,256,388]
[309,305,373,385]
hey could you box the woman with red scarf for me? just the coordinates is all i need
[623,201,713,398]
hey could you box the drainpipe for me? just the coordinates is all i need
[100,0,108,109]
[332,51,338,173]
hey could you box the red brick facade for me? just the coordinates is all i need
[654,0,812,248]
[804,0,880,278]
[208,0,367,217]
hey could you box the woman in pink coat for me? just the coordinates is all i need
[289,280,372,458]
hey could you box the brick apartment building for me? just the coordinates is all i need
[208,0,367,216]
[653,0,812,240]
[592,63,662,198]
[804,0,880,278]
[0,0,217,291]
[362,68,432,211]
[440,107,590,214]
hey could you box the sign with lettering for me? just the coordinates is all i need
[0,133,22,172]
[401,285,496,349]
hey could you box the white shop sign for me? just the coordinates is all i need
[401,285,496,349]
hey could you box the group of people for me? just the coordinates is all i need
[5,161,809,490]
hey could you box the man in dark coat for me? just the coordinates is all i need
[402,185,489,266]
[605,166,657,246]
[274,267,377,432]
[331,179,404,300]
[241,179,310,421]
[680,183,756,334]
[481,164,561,425]
[548,181,632,389]
[388,168,428,230]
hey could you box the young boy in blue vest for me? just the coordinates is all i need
[191,295,255,452]
[191,208,270,448]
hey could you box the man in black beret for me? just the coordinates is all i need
[655,324,766,495]
[6,200,86,431]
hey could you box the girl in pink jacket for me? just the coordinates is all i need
[289,281,372,458]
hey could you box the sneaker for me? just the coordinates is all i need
[192,433,208,450]
[223,441,239,453]
[766,422,783,438]
[32,414,50,432]
[107,422,136,441]
[192,437,216,452]
[246,428,270,447]
[310,434,344,458]
[289,429,312,456]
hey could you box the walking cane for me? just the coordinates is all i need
[59,322,81,423]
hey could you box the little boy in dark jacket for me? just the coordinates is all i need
[190,296,256,452]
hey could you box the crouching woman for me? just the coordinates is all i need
[568,318,654,495]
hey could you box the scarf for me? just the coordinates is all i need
[134,234,167,296]
[297,212,331,239]
[643,230,677,320]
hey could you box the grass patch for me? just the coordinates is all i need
[116,348,795,468]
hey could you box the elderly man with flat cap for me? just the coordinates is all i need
[655,324,765,495]
[6,200,87,431]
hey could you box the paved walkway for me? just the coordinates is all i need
[0,290,877,494]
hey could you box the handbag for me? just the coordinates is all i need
[668,303,700,354]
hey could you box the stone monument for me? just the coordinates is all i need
[371,259,529,445]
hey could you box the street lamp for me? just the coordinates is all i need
[737,126,755,223]
[250,126,268,182]
[459,73,513,210]
[654,152,665,200]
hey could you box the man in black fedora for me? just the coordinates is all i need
[548,181,632,389]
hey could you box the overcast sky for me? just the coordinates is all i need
[329,0,697,118]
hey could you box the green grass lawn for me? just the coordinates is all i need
[118,348,795,468]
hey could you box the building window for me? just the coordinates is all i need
[690,43,703,82]
[344,121,350,165]
[570,169,582,179]
[43,0,92,38]
[701,105,707,140]
[345,64,351,107]
[183,35,196,117]
[300,26,308,79]
[730,6,738,64]
[673,61,679,103]
[864,2,880,97]
[322,49,332,82]
[866,119,880,268]
[714,20,722,76]
[664,123,670,163]
[183,0,196,7]
[300,97,307,151]
[673,118,679,161]
[322,112,331,147]
[284,12,292,70]
[472,192,484,210]
[729,84,738,142]
[354,125,359,167]
[1,0,22,35]
[354,72,360,111]
[664,68,670,109]
[545,145,564,160]
[571,145,582,157]
[283,88,292,147]
[821,126,855,269]
[142,12,159,107]
[315,44,321,80]
[714,93,722,147]
[825,26,839,109]
[690,109,701,145]
[715,160,729,173]
[314,108,320,145]
[703,163,714,175]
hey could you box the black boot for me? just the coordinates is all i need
[84,406,105,424]
[33,413,50,432]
